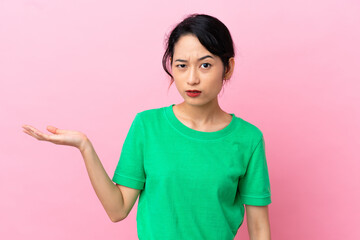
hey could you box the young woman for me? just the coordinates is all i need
[22,14,272,240]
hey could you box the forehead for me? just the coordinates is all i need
[173,34,212,58]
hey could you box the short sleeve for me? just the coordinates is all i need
[112,113,146,190]
[238,135,272,206]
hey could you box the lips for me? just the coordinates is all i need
[186,90,201,97]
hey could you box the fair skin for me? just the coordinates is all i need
[21,33,270,239]
[21,126,141,222]
[171,34,271,239]
[170,33,233,132]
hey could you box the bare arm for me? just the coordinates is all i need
[80,139,141,222]
[245,205,271,240]
[22,125,141,222]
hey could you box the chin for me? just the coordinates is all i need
[183,99,212,107]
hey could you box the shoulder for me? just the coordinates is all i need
[232,115,264,145]
[237,116,263,135]
[136,106,165,117]
[134,106,167,123]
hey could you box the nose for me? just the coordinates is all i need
[187,68,200,85]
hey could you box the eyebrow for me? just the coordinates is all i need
[174,55,214,62]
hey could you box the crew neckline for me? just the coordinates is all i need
[164,104,238,140]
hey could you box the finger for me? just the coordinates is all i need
[46,125,71,134]
[24,127,62,144]
[46,125,58,134]
[22,124,32,131]
[22,126,49,141]
[22,125,42,134]
[26,127,41,136]
[23,125,58,135]
[23,128,44,141]
[22,125,37,134]
[23,129,34,137]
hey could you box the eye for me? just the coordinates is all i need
[201,63,211,69]
[176,64,186,69]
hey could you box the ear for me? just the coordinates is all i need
[223,57,235,80]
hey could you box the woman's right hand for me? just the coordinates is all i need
[22,125,89,152]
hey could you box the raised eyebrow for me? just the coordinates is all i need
[174,55,214,62]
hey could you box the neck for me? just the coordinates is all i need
[175,98,224,124]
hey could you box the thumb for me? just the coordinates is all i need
[47,125,60,134]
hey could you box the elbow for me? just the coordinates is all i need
[109,212,127,223]
[110,215,123,223]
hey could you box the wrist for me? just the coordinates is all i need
[79,137,92,154]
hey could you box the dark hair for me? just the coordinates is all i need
[162,14,235,86]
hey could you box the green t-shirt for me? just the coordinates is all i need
[112,104,271,240]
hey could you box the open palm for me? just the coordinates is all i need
[22,125,88,151]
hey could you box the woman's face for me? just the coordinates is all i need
[171,34,233,107]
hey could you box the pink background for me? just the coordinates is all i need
[1,0,359,239]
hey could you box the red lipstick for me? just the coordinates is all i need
[186,90,201,97]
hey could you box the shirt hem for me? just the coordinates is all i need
[240,195,272,206]
[112,173,145,190]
